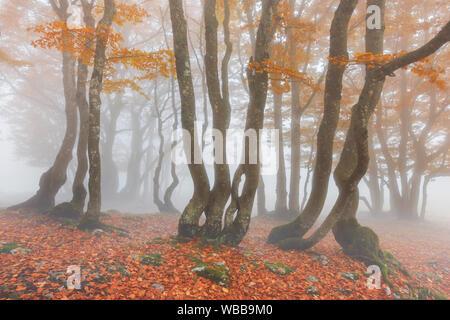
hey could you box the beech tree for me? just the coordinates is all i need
[169,0,281,245]
[268,0,449,275]
[9,0,78,214]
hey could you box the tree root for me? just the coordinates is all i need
[47,202,82,220]
[77,217,128,234]
[333,218,409,289]
[267,221,302,244]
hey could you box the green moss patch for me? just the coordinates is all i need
[106,263,131,277]
[264,262,295,275]
[190,258,230,287]
[48,202,82,220]
[0,242,19,253]
[139,253,163,266]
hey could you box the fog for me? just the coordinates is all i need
[1,125,449,221]
[0,0,448,302]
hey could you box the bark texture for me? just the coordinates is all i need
[169,0,211,238]
[268,0,358,244]
[9,0,78,214]
[79,0,115,229]
[202,0,232,238]
[220,0,280,246]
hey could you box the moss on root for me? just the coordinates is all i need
[77,217,129,235]
[267,221,299,245]
[333,218,406,289]
[48,202,82,220]
[276,237,311,251]
[178,222,200,240]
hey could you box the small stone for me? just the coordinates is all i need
[191,262,230,287]
[48,270,65,282]
[138,253,163,266]
[385,286,392,296]
[306,275,319,283]
[130,253,139,260]
[341,271,360,281]
[312,255,328,265]
[191,266,206,273]
[400,287,409,295]
[92,229,104,236]
[338,288,352,296]
[152,282,165,291]
[249,282,256,287]
[264,262,295,275]
[10,247,33,255]
[306,286,320,296]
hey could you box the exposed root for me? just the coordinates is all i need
[333,218,409,290]
[47,202,82,220]
[77,217,128,234]
[267,221,301,244]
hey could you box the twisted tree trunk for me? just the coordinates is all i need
[268,0,358,244]
[220,0,280,246]
[162,75,181,213]
[70,1,95,213]
[70,58,89,213]
[274,91,288,215]
[202,0,232,239]
[79,0,116,229]
[277,0,386,256]
[273,2,449,279]
[169,0,211,238]
[9,0,78,214]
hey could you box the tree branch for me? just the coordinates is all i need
[376,20,450,78]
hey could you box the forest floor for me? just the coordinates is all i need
[0,209,448,300]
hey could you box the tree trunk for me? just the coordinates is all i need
[268,0,358,244]
[202,0,232,239]
[287,0,302,215]
[101,99,121,202]
[420,175,431,220]
[9,49,78,213]
[376,106,402,213]
[162,75,180,213]
[221,0,280,246]
[274,92,288,215]
[70,1,95,212]
[79,0,116,228]
[365,131,383,214]
[70,58,89,212]
[119,107,144,203]
[277,0,387,255]
[257,175,268,216]
[169,0,211,238]
[153,79,168,212]
[289,80,301,214]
